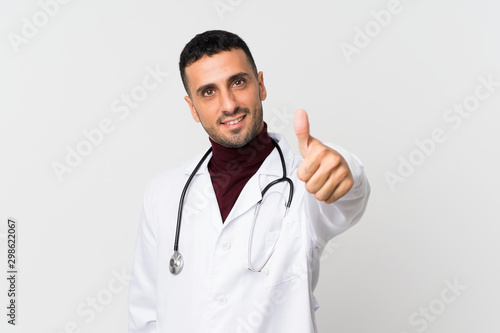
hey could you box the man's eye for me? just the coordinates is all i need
[234,79,245,87]
[203,89,214,97]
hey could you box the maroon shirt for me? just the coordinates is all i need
[208,122,275,222]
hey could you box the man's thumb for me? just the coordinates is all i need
[294,109,310,157]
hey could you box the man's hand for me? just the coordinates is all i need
[294,109,354,204]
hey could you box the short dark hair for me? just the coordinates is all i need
[179,30,258,95]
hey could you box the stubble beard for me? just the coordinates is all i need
[197,104,264,148]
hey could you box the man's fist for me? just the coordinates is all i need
[294,109,354,204]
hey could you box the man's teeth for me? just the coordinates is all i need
[224,116,244,125]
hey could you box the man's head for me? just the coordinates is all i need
[179,30,258,94]
[179,30,267,148]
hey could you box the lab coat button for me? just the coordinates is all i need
[216,295,228,305]
[220,241,231,251]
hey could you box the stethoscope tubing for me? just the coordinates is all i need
[174,147,213,252]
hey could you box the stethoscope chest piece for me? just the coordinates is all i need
[169,251,184,275]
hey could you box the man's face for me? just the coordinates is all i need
[184,48,267,148]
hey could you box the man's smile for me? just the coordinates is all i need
[221,115,246,128]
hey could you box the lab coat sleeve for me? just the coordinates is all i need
[305,143,370,245]
[128,192,158,333]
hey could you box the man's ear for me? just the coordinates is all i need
[257,71,267,101]
[184,95,200,122]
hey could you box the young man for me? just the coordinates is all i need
[128,30,370,332]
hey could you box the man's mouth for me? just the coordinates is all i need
[221,115,245,125]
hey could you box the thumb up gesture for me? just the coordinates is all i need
[294,109,354,204]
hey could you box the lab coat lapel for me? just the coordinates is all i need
[224,136,290,225]
[223,171,263,225]
[204,171,225,231]
[183,149,225,232]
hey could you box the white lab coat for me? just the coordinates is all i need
[128,132,370,333]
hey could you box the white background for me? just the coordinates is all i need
[1,0,499,332]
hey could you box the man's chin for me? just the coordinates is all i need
[215,133,252,148]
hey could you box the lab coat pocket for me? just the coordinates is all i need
[265,218,305,288]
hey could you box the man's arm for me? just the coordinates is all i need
[304,142,370,243]
[128,195,158,333]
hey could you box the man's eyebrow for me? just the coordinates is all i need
[195,72,252,96]
[227,72,251,83]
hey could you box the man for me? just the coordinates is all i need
[128,30,370,332]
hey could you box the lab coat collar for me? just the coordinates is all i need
[183,132,295,178]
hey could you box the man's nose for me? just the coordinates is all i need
[219,89,239,113]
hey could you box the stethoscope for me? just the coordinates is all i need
[169,138,294,275]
